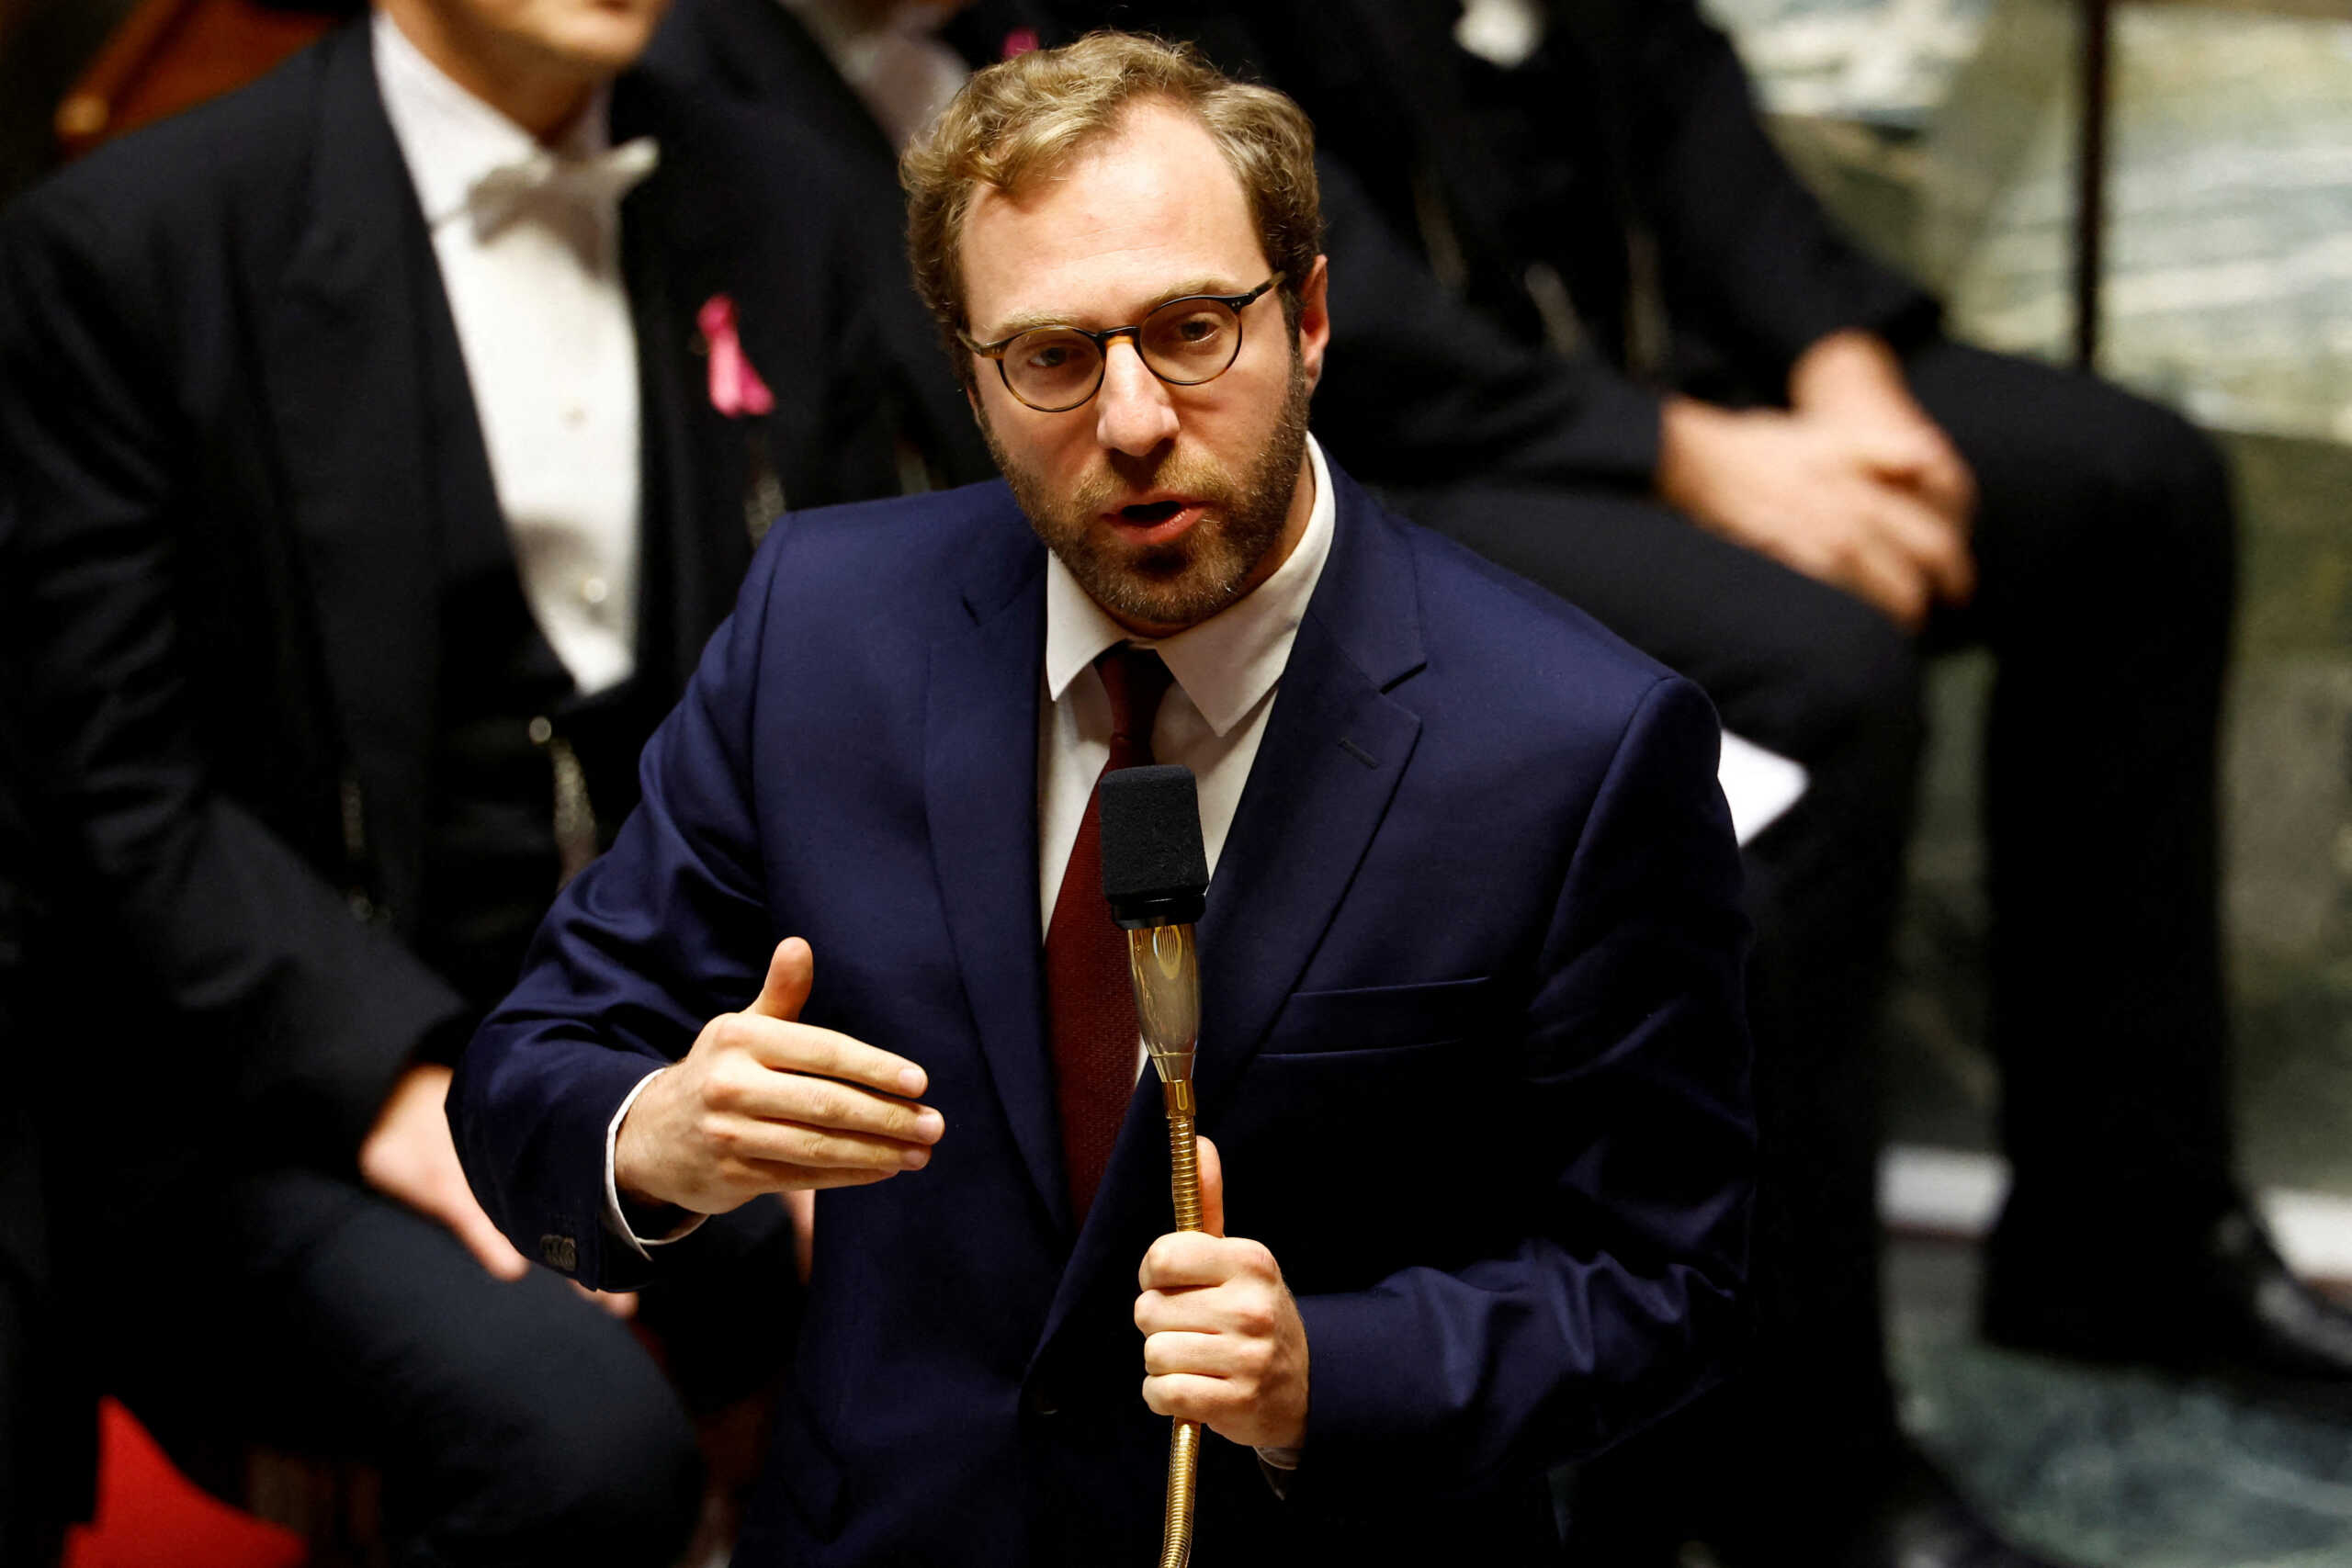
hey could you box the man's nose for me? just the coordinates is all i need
[1093,339,1179,457]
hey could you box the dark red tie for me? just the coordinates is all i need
[1046,648,1174,1221]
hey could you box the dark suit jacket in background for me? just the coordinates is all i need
[644,0,1001,491]
[0,739,87,1550]
[651,0,1676,498]
[0,18,905,1221]
[451,464,1754,1565]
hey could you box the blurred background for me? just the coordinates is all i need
[1709,3,2352,1562]
[6,0,2352,1562]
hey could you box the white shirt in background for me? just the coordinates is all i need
[373,8,646,695]
[781,0,970,148]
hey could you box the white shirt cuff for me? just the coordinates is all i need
[603,1067,707,1258]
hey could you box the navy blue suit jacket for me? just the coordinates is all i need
[451,461,1754,1564]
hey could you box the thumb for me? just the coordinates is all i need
[1849,423,1942,480]
[1195,1134,1225,1238]
[748,937,815,1021]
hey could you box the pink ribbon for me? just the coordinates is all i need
[1001,27,1040,58]
[698,294,775,418]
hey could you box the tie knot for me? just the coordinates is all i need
[1097,647,1173,767]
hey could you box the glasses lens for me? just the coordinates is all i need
[1140,298,1243,385]
[1004,328,1102,411]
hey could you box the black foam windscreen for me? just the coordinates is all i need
[1099,763,1209,924]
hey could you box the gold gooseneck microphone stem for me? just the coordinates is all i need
[1128,922,1203,1568]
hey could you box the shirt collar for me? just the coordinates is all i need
[1044,434,1338,738]
[372,7,613,231]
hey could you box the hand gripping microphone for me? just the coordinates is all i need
[1098,763,1210,1568]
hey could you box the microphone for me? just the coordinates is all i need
[1097,762,1210,1568]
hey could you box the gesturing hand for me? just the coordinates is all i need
[1136,1137,1310,1450]
[614,938,944,1215]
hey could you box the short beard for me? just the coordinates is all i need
[982,352,1313,632]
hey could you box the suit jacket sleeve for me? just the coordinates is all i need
[1291,672,1753,1487]
[1597,0,1939,373]
[0,184,469,1168]
[450,525,788,1293]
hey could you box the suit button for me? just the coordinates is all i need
[1024,1384,1059,1418]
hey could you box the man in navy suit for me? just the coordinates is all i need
[454,33,1752,1565]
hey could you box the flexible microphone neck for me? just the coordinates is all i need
[1096,761,1213,1568]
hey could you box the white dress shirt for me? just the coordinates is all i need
[1036,435,1337,933]
[605,437,1339,1253]
[374,10,645,695]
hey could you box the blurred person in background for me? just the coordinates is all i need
[653,1,2330,1564]
[0,0,950,1556]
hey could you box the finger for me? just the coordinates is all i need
[1143,1329,1229,1378]
[737,1017,930,1101]
[1197,1134,1225,1239]
[1877,444,1976,531]
[1799,513,1928,631]
[747,937,815,1022]
[781,1189,816,1286]
[1899,431,1971,499]
[571,1282,639,1319]
[1847,423,1944,480]
[1140,1231,1265,1292]
[1142,1371,1232,1422]
[1139,1230,1224,1290]
[1872,494,1976,606]
[1136,1282,1278,1338]
[716,1115,937,1172]
[715,1056,944,1145]
[744,1160,902,1194]
[445,1196,531,1281]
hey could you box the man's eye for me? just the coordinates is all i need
[1025,344,1072,370]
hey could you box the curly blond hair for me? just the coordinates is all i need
[900,31,1321,389]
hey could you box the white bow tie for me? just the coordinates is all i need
[467,137,660,238]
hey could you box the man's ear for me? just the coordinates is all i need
[1295,255,1331,395]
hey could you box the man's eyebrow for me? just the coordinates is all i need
[976,277,1246,343]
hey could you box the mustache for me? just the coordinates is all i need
[1068,450,1242,519]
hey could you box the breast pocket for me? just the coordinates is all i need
[1227,976,1512,1289]
[1258,976,1497,1057]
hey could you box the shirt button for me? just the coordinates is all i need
[580,576,609,607]
[528,716,553,746]
[562,403,586,428]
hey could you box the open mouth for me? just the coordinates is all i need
[1120,501,1185,525]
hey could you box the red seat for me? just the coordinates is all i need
[62,1401,304,1568]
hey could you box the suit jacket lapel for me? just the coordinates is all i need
[1192,478,1428,1114]
[1035,464,1428,1354]
[612,85,756,695]
[924,540,1067,1236]
[265,22,471,925]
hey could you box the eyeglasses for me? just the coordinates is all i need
[959,274,1286,413]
